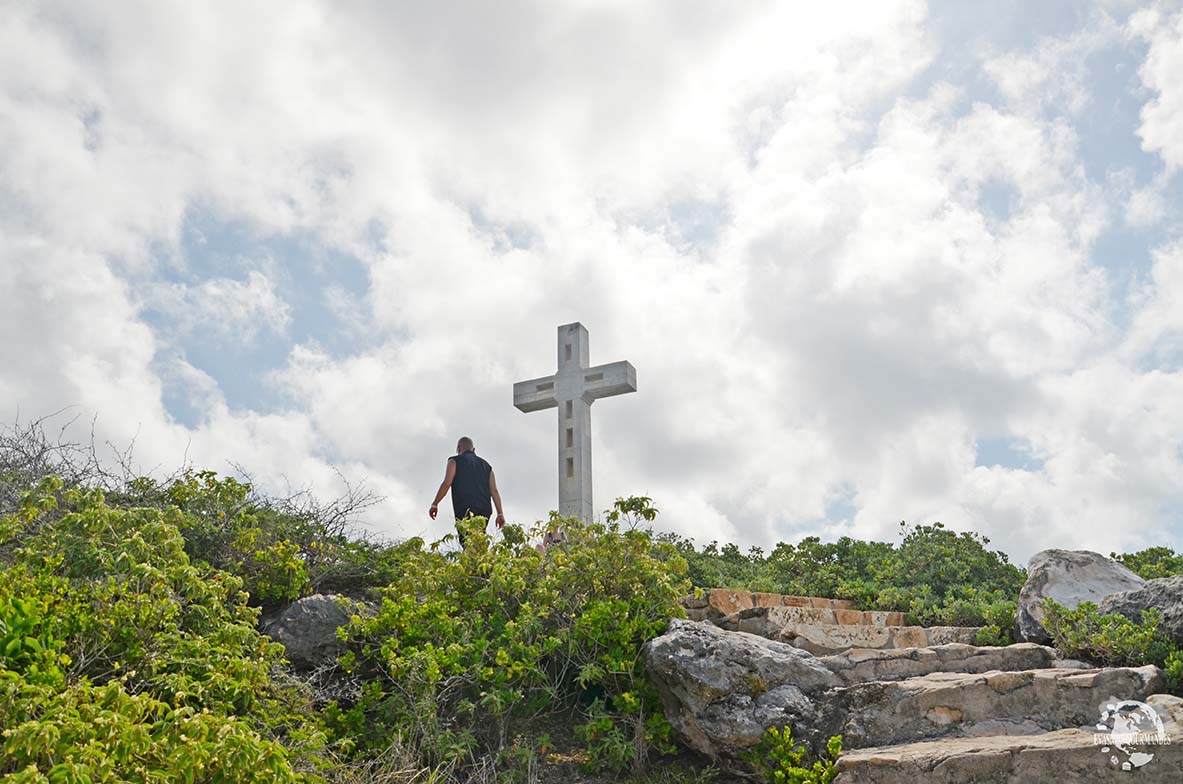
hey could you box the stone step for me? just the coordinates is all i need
[712,607,978,654]
[682,589,857,621]
[716,605,908,631]
[827,665,1164,750]
[819,642,1057,684]
[835,694,1183,783]
[784,623,982,656]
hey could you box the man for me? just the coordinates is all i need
[429,436,505,542]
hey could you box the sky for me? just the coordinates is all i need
[2,0,1183,563]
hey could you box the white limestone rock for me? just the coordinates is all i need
[1016,549,1145,644]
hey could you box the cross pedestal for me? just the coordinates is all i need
[513,323,637,521]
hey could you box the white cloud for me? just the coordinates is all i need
[1130,3,1183,169]
[1121,241,1183,364]
[1,0,1181,563]
[148,269,291,345]
[983,15,1120,117]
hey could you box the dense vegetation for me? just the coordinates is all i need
[661,521,1025,645]
[1042,600,1183,692]
[1111,546,1183,580]
[0,424,696,782]
[4,421,1183,782]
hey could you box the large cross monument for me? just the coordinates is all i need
[513,323,637,521]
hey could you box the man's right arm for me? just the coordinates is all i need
[429,459,457,520]
[489,470,505,528]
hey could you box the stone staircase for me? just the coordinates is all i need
[682,589,979,656]
[682,589,870,621]
[651,594,1183,783]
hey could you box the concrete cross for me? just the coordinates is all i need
[513,322,637,521]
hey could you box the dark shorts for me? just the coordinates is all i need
[454,509,492,546]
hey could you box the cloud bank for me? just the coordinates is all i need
[2,0,1182,561]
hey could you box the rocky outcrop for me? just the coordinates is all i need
[260,593,360,671]
[1100,575,1183,645]
[1016,549,1145,644]
[644,619,841,758]
[645,619,1170,781]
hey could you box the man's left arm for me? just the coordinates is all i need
[489,470,505,528]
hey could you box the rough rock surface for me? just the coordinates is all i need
[260,593,356,671]
[645,619,1169,780]
[835,694,1183,783]
[644,619,841,757]
[826,665,1162,749]
[1017,549,1145,644]
[1100,575,1183,645]
[817,642,1055,684]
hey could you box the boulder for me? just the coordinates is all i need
[643,619,840,762]
[1100,575,1183,645]
[261,593,357,671]
[1016,550,1145,644]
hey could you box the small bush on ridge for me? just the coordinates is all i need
[330,499,689,776]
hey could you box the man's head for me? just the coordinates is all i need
[456,436,475,454]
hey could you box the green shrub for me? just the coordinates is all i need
[121,470,397,607]
[1,678,306,782]
[333,499,689,776]
[1112,547,1183,580]
[665,521,1023,636]
[0,476,328,780]
[745,726,841,784]
[1042,600,1177,670]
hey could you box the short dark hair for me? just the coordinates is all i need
[457,436,474,452]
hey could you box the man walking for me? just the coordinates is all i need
[429,436,505,542]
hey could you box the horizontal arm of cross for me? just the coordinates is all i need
[513,374,559,412]
[581,360,637,402]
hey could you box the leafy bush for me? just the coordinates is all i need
[1112,547,1183,580]
[332,500,689,776]
[0,476,327,780]
[119,470,396,607]
[664,522,1023,637]
[746,726,841,784]
[1041,599,1183,695]
[1041,600,1176,668]
[1,679,305,782]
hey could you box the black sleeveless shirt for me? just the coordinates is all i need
[450,451,493,519]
